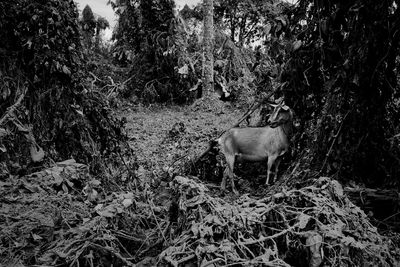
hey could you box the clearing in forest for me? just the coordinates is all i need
[118,102,243,182]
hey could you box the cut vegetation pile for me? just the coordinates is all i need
[162,176,400,266]
[2,158,399,266]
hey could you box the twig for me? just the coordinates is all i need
[239,222,300,246]
[114,238,134,258]
[88,242,134,266]
[387,133,400,140]
[89,71,102,90]
[113,231,145,243]
[201,257,225,267]
[231,100,262,129]
[164,154,187,176]
[122,76,133,85]
[234,234,256,258]
[177,254,196,265]
[89,71,102,82]
[148,199,167,243]
[216,37,228,55]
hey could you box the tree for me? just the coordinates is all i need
[80,5,109,50]
[82,5,96,48]
[180,4,194,20]
[110,0,199,103]
[203,0,214,98]
[0,0,126,167]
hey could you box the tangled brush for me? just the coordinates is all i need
[161,176,399,266]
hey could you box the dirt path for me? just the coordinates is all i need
[117,102,243,183]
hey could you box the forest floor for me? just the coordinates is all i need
[116,100,243,187]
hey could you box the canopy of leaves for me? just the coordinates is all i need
[110,0,202,103]
[80,5,110,50]
[96,16,110,31]
[82,4,96,33]
[214,0,290,45]
[112,0,175,54]
[180,4,196,20]
[176,0,294,103]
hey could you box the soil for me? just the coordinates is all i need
[117,101,243,185]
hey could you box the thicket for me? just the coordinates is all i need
[110,0,197,103]
[0,0,130,176]
[281,0,400,186]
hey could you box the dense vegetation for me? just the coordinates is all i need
[0,0,127,172]
[1,0,400,266]
[110,0,199,103]
[282,0,400,186]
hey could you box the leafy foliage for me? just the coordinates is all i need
[111,0,199,103]
[0,0,129,173]
[96,17,110,35]
[161,176,399,266]
[82,5,96,30]
[214,0,290,45]
[179,0,294,104]
[281,0,400,185]
[109,0,295,104]
[0,0,80,85]
[80,5,110,50]
[0,159,156,266]
[81,5,96,48]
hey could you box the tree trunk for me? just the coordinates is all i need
[95,26,100,50]
[202,0,214,98]
[238,16,247,46]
